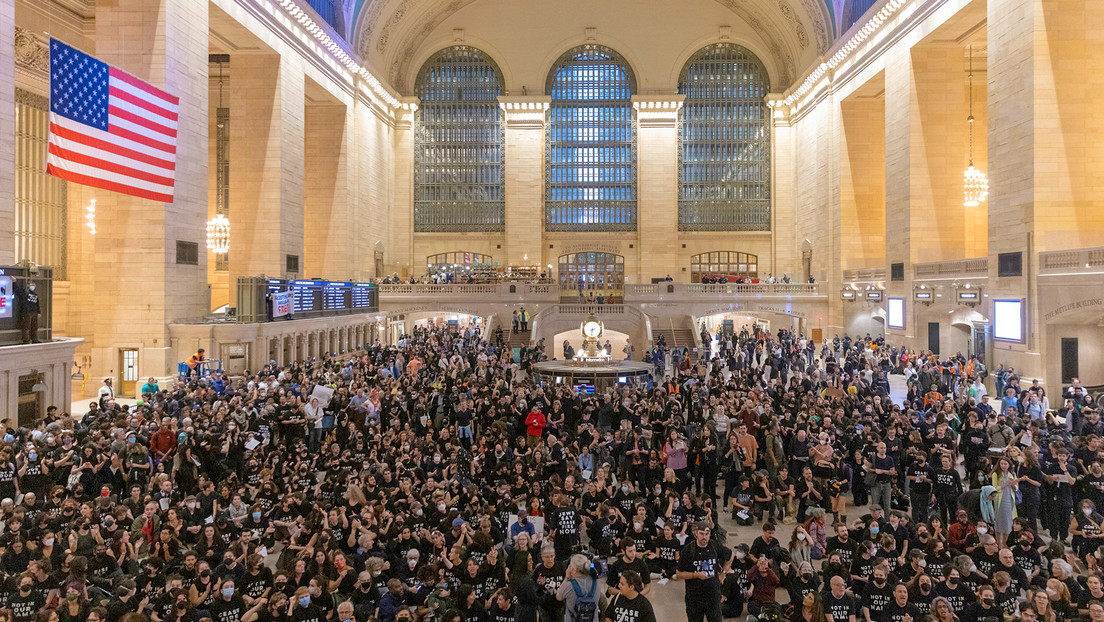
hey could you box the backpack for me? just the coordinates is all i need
[570,578,598,622]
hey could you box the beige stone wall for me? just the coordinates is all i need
[839,86,886,269]
[0,2,14,265]
[304,95,352,279]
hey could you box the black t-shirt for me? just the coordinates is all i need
[292,604,325,622]
[549,506,580,538]
[881,600,920,622]
[966,603,1003,622]
[826,537,857,568]
[604,593,656,622]
[749,536,783,564]
[678,540,732,600]
[488,602,515,622]
[607,557,650,593]
[826,593,859,622]
[241,568,274,599]
[907,465,933,498]
[861,581,894,619]
[210,596,248,622]
[654,537,681,564]
[533,562,566,597]
[935,582,974,612]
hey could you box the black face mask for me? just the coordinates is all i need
[873,577,886,586]
[920,584,931,593]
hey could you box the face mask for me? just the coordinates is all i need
[223,588,234,598]
[1046,588,1058,598]
[20,585,31,593]
[187,502,196,509]
[438,504,446,512]
[801,572,813,581]
[918,560,927,568]
[622,486,629,493]
[634,522,643,530]
[415,509,423,516]
[870,526,879,535]
[372,571,382,577]
[28,454,37,461]
[920,584,931,593]
[101,490,110,497]
[408,560,417,568]
[982,598,994,606]
[44,538,55,546]
[797,532,806,541]
[128,438,136,444]
[873,577,886,586]
[736,552,746,560]
[870,546,878,556]
[253,512,261,520]
[1086,509,1094,516]
[977,527,988,535]
[947,578,959,587]
[275,582,287,590]
[67,593,78,601]
[299,597,311,607]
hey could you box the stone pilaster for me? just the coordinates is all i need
[304,100,351,278]
[91,0,209,379]
[0,0,14,265]
[499,96,550,267]
[389,99,417,278]
[633,95,683,283]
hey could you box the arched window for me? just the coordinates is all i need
[841,0,879,31]
[414,46,505,232]
[678,43,771,231]
[558,252,626,301]
[546,45,637,231]
[690,251,759,282]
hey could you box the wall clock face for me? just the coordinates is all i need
[583,321,602,338]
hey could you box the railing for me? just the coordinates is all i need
[376,282,823,302]
[377,283,556,297]
[914,257,988,279]
[842,267,886,282]
[555,304,626,315]
[1040,246,1104,274]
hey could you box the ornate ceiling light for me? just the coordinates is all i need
[964,46,988,207]
[205,214,231,254]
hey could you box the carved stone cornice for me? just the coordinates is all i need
[15,27,50,75]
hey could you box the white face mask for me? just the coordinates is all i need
[438,504,446,512]
[977,527,987,535]
[1086,508,1094,516]
[408,560,417,568]
[634,522,643,530]
[797,532,806,541]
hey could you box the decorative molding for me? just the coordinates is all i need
[14,27,50,75]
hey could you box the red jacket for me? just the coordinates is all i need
[525,411,546,437]
[948,520,975,549]
[149,429,177,458]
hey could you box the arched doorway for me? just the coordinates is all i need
[690,251,759,283]
[425,251,495,279]
[558,252,625,302]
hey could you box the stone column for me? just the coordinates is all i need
[389,100,417,278]
[229,52,304,279]
[304,100,350,278]
[633,96,683,283]
[499,97,550,267]
[0,0,14,264]
[91,0,209,377]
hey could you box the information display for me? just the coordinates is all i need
[290,280,323,314]
[351,283,377,309]
[994,299,1024,342]
[323,281,349,311]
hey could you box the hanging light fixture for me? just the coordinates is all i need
[206,57,231,255]
[964,45,989,207]
[85,198,96,235]
[206,213,231,254]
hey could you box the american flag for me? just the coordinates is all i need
[47,39,179,203]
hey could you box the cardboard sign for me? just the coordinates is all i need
[309,384,334,408]
[272,291,291,318]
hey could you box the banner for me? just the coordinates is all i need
[0,277,12,319]
[272,291,291,318]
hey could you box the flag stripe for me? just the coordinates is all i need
[109,66,180,107]
[46,154,175,196]
[109,78,180,115]
[106,119,178,155]
[108,104,177,140]
[50,116,176,169]
[109,86,179,122]
[49,127,175,176]
[46,163,174,203]
[48,143,175,186]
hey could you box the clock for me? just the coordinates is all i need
[582,320,602,338]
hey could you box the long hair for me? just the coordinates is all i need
[805,591,830,622]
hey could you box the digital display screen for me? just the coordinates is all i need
[915,291,932,300]
[323,281,350,311]
[351,283,377,309]
[958,291,978,300]
[866,291,882,300]
[994,300,1024,342]
[888,298,905,328]
[291,280,322,314]
[573,383,595,394]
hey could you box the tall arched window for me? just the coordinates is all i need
[414,46,505,232]
[841,0,879,31]
[678,43,771,231]
[546,45,636,231]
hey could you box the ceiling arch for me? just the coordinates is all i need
[350,0,834,94]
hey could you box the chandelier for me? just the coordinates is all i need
[206,214,231,254]
[84,198,96,235]
[964,46,988,207]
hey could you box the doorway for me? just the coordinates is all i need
[118,348,139,397]
[1061,338,1079,384]
[927,322,940,355]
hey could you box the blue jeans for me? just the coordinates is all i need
[458,425,472,440]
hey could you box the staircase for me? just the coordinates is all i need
[491,329,531,351]
[651,317,697,349]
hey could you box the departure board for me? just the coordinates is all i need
[351,283,377,309]
[290,280,322,313]
[323,281,350,311]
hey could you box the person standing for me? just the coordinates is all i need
[676,521,733,622]
[18,281,41,344]
[603,571,655,622]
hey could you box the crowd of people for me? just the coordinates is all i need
[1,322,1101,622]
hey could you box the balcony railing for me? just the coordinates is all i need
[914,257,988,280]
[1040,246,1104,275]
[625,282,821,299]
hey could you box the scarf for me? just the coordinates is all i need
[980,485,997,524]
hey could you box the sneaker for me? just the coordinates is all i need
[650,573,662,580]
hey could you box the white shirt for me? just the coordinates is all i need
[98,384,114,401]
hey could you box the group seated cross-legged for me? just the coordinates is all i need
[2,326,1101,622]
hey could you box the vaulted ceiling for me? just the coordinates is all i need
[344,0,842,94]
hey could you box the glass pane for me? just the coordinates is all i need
[677,43,771,231]
[414,47,506,232]
[546,46,637,232]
